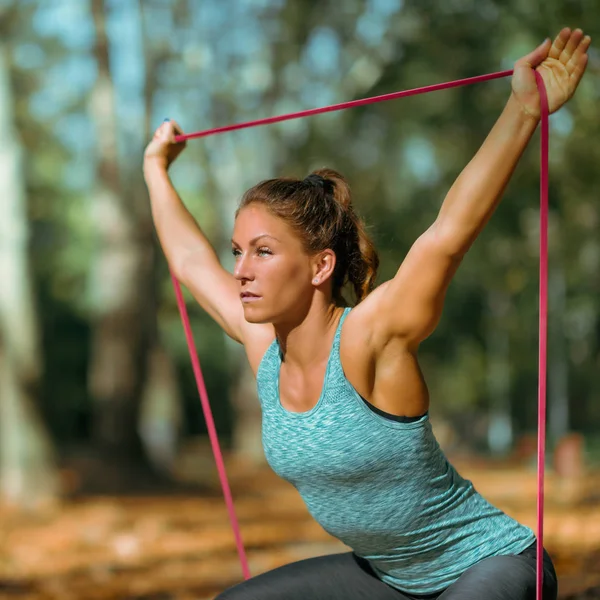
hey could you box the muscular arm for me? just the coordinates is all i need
[375,28,589,350]
[377,94,538,348]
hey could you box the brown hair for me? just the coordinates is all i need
[236,168,379,305]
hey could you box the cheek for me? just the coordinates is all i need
[267,257,309,289]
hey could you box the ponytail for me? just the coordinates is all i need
[311,168,379,304]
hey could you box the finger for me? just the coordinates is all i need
[152,119,168,137]
[548,27,571,60]
[566,34,591,74]
[156,119,171,139]
[170,119,185,137]
[159,120,176,143]
[516,38,552,68]
[569,52,589,89]
[559,28,584,64]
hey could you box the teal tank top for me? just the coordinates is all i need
[256,307,535,594]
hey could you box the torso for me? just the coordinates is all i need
[243,282,430,419]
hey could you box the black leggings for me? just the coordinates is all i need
[215,542,558,600]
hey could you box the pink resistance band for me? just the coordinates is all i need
[169,69,550,596]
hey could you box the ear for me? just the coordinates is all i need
[311,249,336,286]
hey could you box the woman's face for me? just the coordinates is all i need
[231,203,316,324]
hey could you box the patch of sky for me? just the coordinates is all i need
[299,82,337,112]
[239,61,273,95]
[33,1,94,50]
[271,98,308,139]
[57,129,96,191]
[356,12,386,47]
[302,27,341,79]
[243,0,285,8]
[29,55,97,121]
[141,4,175,42]
[369,0,403,17]
[356,0,402,47]
[225,25,263,59]
[178,88,210,126]
[196,0,228,33]
[106,5,145,94]
[151,89,179,127]
[549,109,573,137]
[115,99,147,138]
[402,136,440,185]
[13,43,46,70]
[183,43,214,72]
[53,112,94,154]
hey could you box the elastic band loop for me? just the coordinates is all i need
[170,68,549,596]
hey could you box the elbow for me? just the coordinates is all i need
[167,250,191,284]
[427,220,472,261]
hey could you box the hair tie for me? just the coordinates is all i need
[304,173,334,195]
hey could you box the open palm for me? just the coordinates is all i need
[511,28,591,118]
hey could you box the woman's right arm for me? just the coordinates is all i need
[143,120,246,343]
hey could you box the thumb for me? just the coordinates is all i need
[516,38,552,69]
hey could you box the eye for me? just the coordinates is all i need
[257,247,272,257]
[231,248,241,258]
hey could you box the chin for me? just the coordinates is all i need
[241,304,272,325]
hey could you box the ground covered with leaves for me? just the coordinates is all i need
[1,454,600,600]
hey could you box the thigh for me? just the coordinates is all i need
[438,546,558,600]
[215,552,412,600]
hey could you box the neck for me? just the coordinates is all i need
[276,303,344,370]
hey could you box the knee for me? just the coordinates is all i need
[213,580,270,600]
[451,555,536,599]
[214,586,246,600]
[214,587,241,600]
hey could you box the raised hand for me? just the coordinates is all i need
[144,119,187,170]
[511,27,591,119]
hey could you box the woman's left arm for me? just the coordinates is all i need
[376,27,590,349]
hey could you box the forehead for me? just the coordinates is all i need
[233,204,293,239]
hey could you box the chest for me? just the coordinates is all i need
[278,359,329,413]
[262,395,412,490]
[277,335,428,417]
[261,400,426,487]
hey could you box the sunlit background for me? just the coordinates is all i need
[1,0,599,598]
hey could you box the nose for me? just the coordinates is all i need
[233,252,254,282]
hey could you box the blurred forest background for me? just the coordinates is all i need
[1,0,600,598]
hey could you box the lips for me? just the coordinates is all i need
[241,292,261,299]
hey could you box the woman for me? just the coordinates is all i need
[143,28,590,600]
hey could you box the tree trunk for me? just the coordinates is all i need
[134,0,183,475]
[0,42,58,508]
[87,0,156,469]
